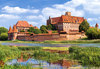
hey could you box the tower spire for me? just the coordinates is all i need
[8,26,12,33]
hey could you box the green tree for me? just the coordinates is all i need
[33,29,41,34]
[0,33,8,40]
[0,27,8,34]
[47,24,56,30]
[27,27,35,32]
[28,27,41,34]
[86,28,100,39]
[79,20,90,32]
[20,30,25,32]
[40,25,48,33]
[47,24,52,30]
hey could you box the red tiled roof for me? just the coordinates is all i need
[90,26,94,28]
[16,21,33,27]
[8,26,12,33]
[30,24,33,27]
[34,26,38,29]
[12,25,18,33]
[50,15,84,24]
[51,17,61,24]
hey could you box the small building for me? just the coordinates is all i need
[8,21,38,40]
[47,12,85,33]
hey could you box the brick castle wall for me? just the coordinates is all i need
[16,33,86,41]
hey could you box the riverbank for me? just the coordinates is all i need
[0,45,100,69]
[1,39,100,44]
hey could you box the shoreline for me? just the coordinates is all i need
[1,39,100,44]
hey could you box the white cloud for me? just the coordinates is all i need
[2,6,39,14]
[0,14,20,19]
[29,22,38,26]
[26,15,46,27]
[87,17,100,22]
[42,0,85,18]
[27,15,46,23]
[83,0,100,14]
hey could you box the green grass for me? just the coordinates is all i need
[69,46,100,66]
[43,47,69,51]
[0,64,43,69]
[1,39,100,44]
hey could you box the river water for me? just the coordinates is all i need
[2,43,100,47]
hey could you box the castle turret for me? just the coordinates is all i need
[8,26,12,33]
[65,12,71,16]
[8,26,13,40]
[95,23,99,28]
[12,25,18,40]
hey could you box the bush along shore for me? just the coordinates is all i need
[1,39,100,44]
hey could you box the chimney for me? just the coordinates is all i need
[65,12,71,16]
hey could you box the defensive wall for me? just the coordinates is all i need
[16,32,86,41]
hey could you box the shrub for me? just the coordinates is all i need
[0,27,8,34]
[69,46,100,66]
[18,46,42,51]
[40,25,48,33]
[0,33,8,41]
[79,20,90,32]
[28,27,41,34]
[20,30,25,32]
[86,28,100,39]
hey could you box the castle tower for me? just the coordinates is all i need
[95,23,99,28]
[65,12,71,16]
[12,25,18,40]
[8,26,13,40]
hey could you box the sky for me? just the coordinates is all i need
[0,0,100,29]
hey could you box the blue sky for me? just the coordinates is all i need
[0,0,100,29]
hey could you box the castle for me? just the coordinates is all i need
[47,12,84,33]
[8,21,38,40]
[8,12,86,41]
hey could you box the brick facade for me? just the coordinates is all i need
[47,12,84,33]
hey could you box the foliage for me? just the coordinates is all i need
[46,24,56,30]
[52,30,58,33]
[0,27,8,34]
[0,45,21,62]
[28,27,41,34]
[43,47,68,51]
[69,46,100,66]
[18,46,42,51]
[40,25,48,33]
[33,50,68,62]
[0,64,40,69]
[40,24,56,33]
[0,33,8,41]
[20,30,25,32]
[47,24,52,30]
[34,29,41,34]
[86,28,100,39]
[79,20,90,32]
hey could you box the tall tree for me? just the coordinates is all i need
[40,25,48,33]
[79,20,90,32]
[28,27,41,34]
[0,27,8,34]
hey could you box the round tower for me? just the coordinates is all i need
[95,23,99,28]
[12,25,18,40]
[8,26,13,40]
